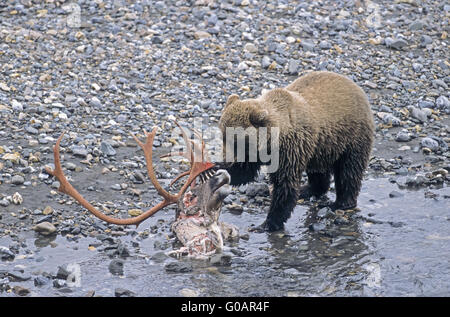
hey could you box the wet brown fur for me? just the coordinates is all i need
[218,71,375,232]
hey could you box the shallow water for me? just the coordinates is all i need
[0,177,449,297]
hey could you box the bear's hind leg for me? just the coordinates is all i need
[298,171,331,199]
[332,148,368,210]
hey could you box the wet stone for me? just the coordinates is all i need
[33,222,57,236]
[210,253,232,266]
[53,279,66,288]
[109,259,125,275]
[34,276,50,287]
[389,191,404,198]
[164,261,193,273]
[0,246,15,260]
[115,288,136,297]
[246,183,270,197]
[12,285,30,296]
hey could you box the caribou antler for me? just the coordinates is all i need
[45,124,214,227]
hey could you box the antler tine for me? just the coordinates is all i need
[130,128,177,201]
[191,128,207,163]
[172,121,193,164]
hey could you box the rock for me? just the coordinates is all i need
[436,96,449,113]
[226,203,244,215]
[237,62,249,71]
[246,183,270,197]
[409,107,428,122]
[164,261,193,273]
[421,137,440,152]
[420,35,432,47]
[12,285,30,296]
[115,288,135,297]
[11,100,23,112]
[34,276,50,286]
[100,141,116,156]
[33,222,57,236]
[7,271,31,282]
[108,259,125,275]
[319,41,331,49]
[244,43,258,53]
[53,279,66,288]
[395,131,410,142]
[301,40,315,51]
[11,175,25,185]
[317,207,334,218]
[288,59,299,75]
[89,96,102,107]
[42,206,53,215]
[194,31,211,40]
[150,251,168,263]
[179,288,199,297]
[261,56,271,69]
[11,192,23,205]
[0,246,15,260]
[409,20,426,30]
[56,266,70,280]
[389,191,404,198]
[385,37,408,50]
[308,222,326,232]
[209,253,232,266]
[71,145,88,158]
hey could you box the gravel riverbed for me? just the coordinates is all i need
[0,0,449,296]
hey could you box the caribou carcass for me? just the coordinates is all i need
[45,123,239,258]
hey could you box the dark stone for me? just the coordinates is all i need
[115,288,136,297]
[245,183,270,197]
[389,191,404,198]
[109,259,125,275]
[34,276,50,286]
[164,261,193,273]
[12,286,30,296]
[56,266,70,280]
[209,253,232,266]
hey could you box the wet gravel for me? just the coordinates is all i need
[0,0,449,296]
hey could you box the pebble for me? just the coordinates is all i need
[209,253,232,266]
[246,183,270,197]
[11,175,25,185]
[385,37,408,50]
[100,141,116,156]
[421,137,440,152]
[0,246,15,260]
[32,222,57,236]
[12,285,30,296]
[108,259,125,275]
[395,131,411,142]
[244,43,258,53]
[115,288,135,297]
[164,261,193,273]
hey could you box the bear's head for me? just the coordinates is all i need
[218,94,277,166]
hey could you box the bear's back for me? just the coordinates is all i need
[286,71,373,131]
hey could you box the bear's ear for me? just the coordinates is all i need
[249,107,270,127]
[224,94,239,109]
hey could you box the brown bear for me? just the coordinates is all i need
[217,71,375,232]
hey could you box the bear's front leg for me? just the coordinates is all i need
[264,182,298,231]
[249,174,298,232]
